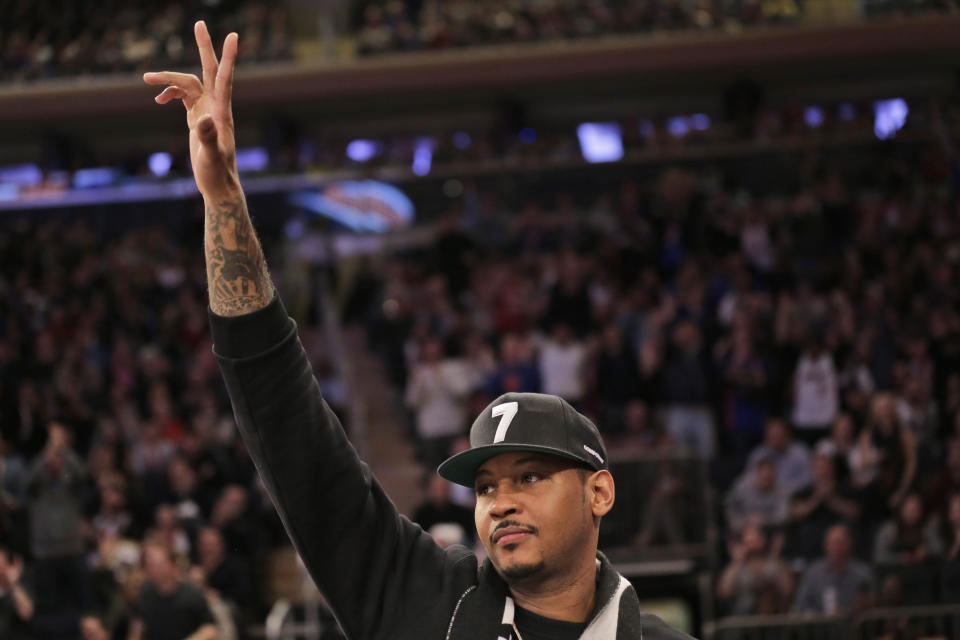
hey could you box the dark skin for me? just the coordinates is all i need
[473,452,615,623]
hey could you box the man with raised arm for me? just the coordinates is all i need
[145,21,693,640]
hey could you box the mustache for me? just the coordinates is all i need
[491,520,538,544]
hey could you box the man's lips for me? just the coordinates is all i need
[492,525,535,546]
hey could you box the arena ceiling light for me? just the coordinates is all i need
[412,137,435,177]
[149,152,173,178]
[804,106,825,128]
[235,147,269,173]
[346,139,382,163]
[577,122,623,163]
[874,98,909,140]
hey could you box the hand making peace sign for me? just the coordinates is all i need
[144,21,240,200]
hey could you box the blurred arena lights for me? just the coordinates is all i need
[452,131,472,149]
[804,106,825,127]
[289,180,414,233]
[838,102,856,121]
[873,98,909,140]
[148,152,173,178]
[235,147,269,173]
[576,122,624,163]
[412,137,435,176]
[72,167,120,189]
[518,127,537,144]
[0,163,43,186]
[690,114,711,131]
[346,139,381,163]
[667,116,689,137]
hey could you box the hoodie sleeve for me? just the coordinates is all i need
[210,297,475,640]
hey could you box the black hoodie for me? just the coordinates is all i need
[210,296,693,640]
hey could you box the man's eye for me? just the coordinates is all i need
[476,484,494,496]
[521,472,542,484]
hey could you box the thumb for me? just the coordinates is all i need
[197,115,218,148]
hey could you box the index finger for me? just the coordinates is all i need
[215,32,239,106]
[195,20,219,90]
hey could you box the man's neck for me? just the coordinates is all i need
[507,559,598,623]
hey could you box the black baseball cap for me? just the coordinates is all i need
[437,392,609,487]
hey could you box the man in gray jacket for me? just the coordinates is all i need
[145,20,693,640]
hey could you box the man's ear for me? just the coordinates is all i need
[588,470,615,518]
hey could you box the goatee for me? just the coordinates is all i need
[500,560,545,582]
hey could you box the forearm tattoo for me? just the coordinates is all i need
[205,198,275,316]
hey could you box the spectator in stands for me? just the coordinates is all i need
[130,543,215,640]
[608,399,668,454]
[716,523,793,615]
[0,433,26,511]
[859,393,917,523]
[538,322,587,404]
[873,492,942,565]
[788,451,860,559]
[938,493,960,602]
[539,322,587,405]
[714,315,770,459]
[26,422,90,634]
[195,527,251,611]
[79,614,109,640]
[926,438,960,517]
[543,251,592,335]
[484,333,541,396]
[144,504,190,560]
[746,418,813,495]
[404,336,472,466]
[661,319,715,458]
[0,544,33,640]
[591,322,643,428]
[791,334,839,445]
[166,456,209,531]
[413,474,475,547]
[725,457,790,532]
[185,566,238,640]
[91,472,134,541]
[814,412,857,485]
[793,525,874,615]
[209,485,259,559]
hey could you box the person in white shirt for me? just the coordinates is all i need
[537,323,587,403]
[792,337,838,443]
[405,337,473,465]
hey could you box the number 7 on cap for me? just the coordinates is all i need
[491,402,519,443]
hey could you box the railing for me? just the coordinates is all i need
[708,614,851,640]
[705,604,960,640]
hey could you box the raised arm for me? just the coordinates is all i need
[144,21,273,317]
[144,26,474,639]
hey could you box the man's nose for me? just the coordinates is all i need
[489,485,522,519]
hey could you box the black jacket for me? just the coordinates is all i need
[210,297,693,640]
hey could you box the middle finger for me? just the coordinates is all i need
[194,20,219,90]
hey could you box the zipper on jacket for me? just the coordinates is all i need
[444,586,477,640]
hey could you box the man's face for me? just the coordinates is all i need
[765,421,789,451]
[825,526,851,564]
[473,452,602,585]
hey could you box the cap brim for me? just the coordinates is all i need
[437,443,591,487]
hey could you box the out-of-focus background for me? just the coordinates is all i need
[1,1,960,639]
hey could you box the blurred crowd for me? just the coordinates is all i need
[347,132,960,621]
[0,0,291,83]
[0,217,300,640]
[353,0,955,56]
[1,118,960,640]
